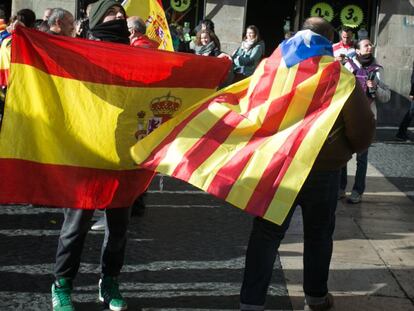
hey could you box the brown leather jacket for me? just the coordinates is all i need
[313,81,375,171]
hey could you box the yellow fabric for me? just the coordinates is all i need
[131,57,355,224]
[0,64,213,170]
[123,0,174,51]
[0,36,11,72]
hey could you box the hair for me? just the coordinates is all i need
[244,25,260,42]
[302,17,334,41]
[48,8,71,26]
[195,29,220,49]
[16,9,36,28]
[355,38,371,50]
[129,17,146,34]
[284,31,295,39]
[34,19,49,32]
[341,26,354,33]
[200,19,214,32]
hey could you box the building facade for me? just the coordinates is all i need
[6,0,414,125]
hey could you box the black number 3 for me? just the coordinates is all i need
[346,8,354,20]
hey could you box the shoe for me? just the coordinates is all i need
[347,191,362,204]
[91,216,106,231]
[337,189,346,200]
[51,278,74,311]
[395,133,409,141]
[304,293,334,311]
[131,195,146,217]
[99,276,128,311]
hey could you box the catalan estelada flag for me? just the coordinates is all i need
[0,26,230,209]
[131,30,356,225]
[122,0,174,51]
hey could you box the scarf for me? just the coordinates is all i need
[89,19,130,44]
[88,0,125,29]
[194,41,217,56]
[357,53,374,67]
[241,39,256,52]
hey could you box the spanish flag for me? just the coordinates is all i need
[0,36,11,88]
[122,0,174,51]
[0,26,230,208]
[131,30,356,225]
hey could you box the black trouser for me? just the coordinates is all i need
[397,101,414,137]
[54,207,130,280]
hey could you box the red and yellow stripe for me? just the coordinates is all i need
[0,27,230,208]
[131,48,355,224]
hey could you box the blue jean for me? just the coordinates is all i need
[340,150,368,195]
[240,169,339,310]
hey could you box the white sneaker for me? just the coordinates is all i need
[347,191,362,204]
[91,216,106,231]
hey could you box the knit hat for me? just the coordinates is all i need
[89,0,125,30]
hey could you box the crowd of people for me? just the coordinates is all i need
[0,2,411,311]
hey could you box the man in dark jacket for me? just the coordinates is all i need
[396,62,414,141]
[51,1,130,311]
[239,17,375,311]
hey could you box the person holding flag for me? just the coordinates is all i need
[51,2,131,311]
[239,18,375,311]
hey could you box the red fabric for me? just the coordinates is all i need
[131,35,159,49]
[0,159,155,208]
[13,26,231,88]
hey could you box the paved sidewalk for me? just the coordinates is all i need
[280,141,414,311]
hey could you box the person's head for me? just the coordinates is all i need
[16,8,36,28]
[244,25,260,42]
[34,19,49,32]
[355,39,373,56]
[48,8,75,37]
[302,17,334,42]
[200,19,214,32]
[88,0,126,29]
[195,29,218,47]
[340,26,354,45]
[284,31,295,39]
[127,16,146,40]
[43,8,52,21]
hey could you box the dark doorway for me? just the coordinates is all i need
[0,0,12,20]
[245,0,296,56]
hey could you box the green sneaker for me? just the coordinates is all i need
[51,278,75,311]
[99,276,128,311]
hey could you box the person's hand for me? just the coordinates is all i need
[217,53,232,61]
[366,79,377,89]
[7,20,24,33]
[409,95,413,100]
[335,55,344,62]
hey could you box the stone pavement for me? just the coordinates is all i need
[0,136,413,311]
[281,139,414,311]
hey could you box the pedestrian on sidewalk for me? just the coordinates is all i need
[339,38,391,204]
[50,3,131,311]
[395,61,414,141]
[239,17,375,311]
